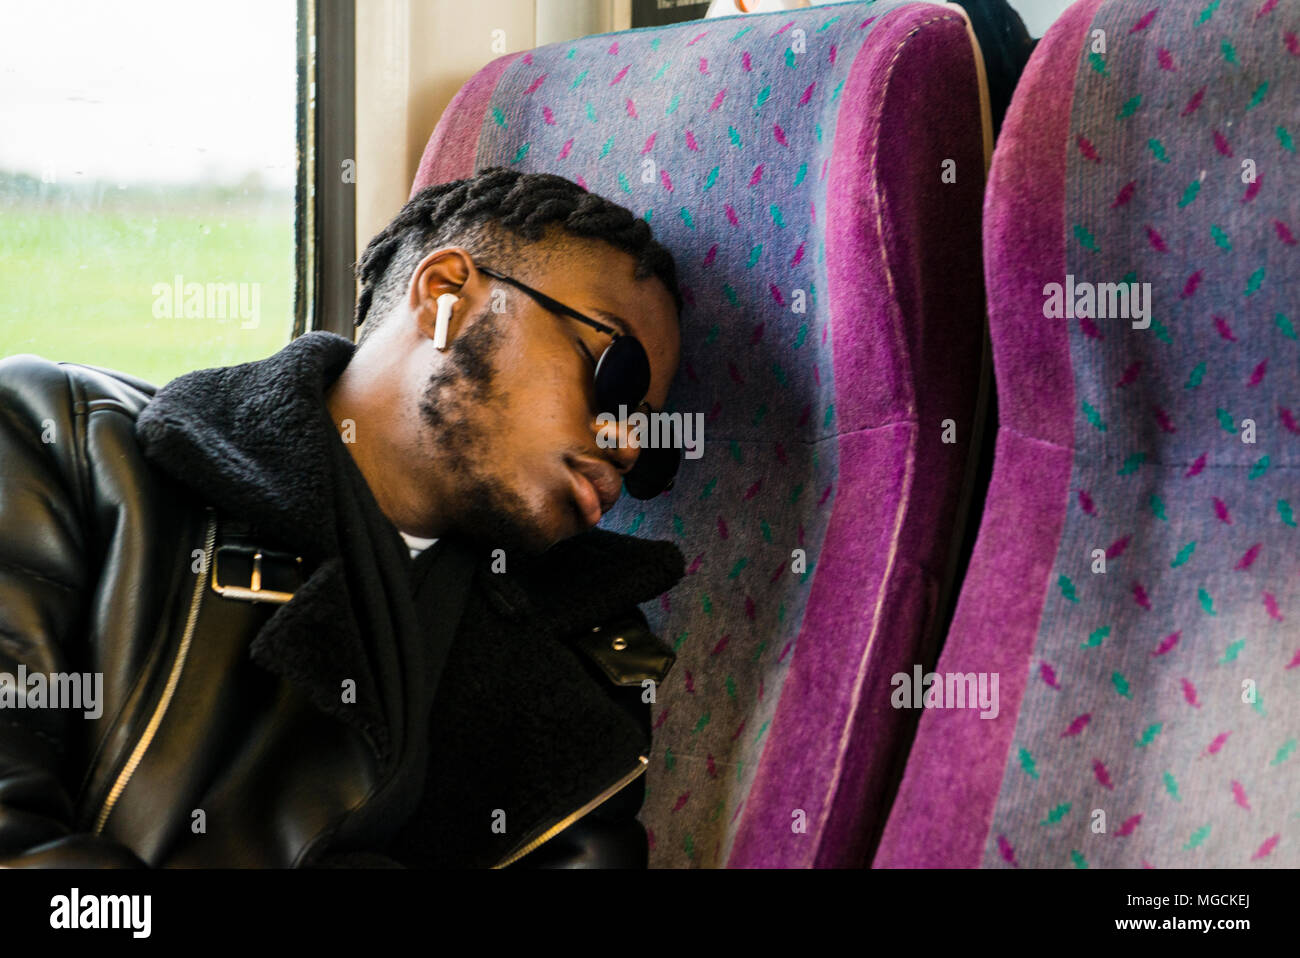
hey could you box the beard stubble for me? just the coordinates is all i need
[417,306,563,559]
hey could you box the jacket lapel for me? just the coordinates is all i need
[135,332,349,561]
[243,555,394,763]
[472,527,686,639]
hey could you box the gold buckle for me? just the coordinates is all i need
[210,545,302,604]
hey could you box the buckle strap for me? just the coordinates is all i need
[208,513,304,605]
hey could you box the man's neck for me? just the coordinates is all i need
[325,354,446,540]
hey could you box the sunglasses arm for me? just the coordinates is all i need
[476,265,618,338]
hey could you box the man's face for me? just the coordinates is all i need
[408,238,680,559]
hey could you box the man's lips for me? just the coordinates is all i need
[569,455,623,525]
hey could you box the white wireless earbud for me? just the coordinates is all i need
[433,293,458,350]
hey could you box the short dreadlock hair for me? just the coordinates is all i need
[353,166,683,343]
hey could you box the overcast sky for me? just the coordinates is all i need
[0,0,296,188]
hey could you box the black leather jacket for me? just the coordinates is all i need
[0,333,684,868]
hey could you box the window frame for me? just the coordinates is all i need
[295,0,356,339]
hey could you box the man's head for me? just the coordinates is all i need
[337,167,682,559]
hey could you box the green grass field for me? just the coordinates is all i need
[1,192,295,388]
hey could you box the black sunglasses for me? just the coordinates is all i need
[475,264,680,501]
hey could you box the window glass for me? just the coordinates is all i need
[0,0,297,387]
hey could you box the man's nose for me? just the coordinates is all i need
[594,412,645,474]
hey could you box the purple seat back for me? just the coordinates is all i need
[878,0,1300,869]
[414,0,989,867]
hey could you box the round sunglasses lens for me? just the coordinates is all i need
[593,336,650,413]
[624,445,681,500]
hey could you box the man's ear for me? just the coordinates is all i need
[408,247,474,344]
[409,246,474,312]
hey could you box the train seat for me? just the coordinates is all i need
[877,0,1300,868]
[414,0,992,867]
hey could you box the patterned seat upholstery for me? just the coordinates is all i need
[877,0,1300,868]
[413,0,990,867]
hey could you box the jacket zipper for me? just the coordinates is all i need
[92,509,218,836]
[491,754,650,868]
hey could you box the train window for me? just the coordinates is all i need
[0,0,297,386]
